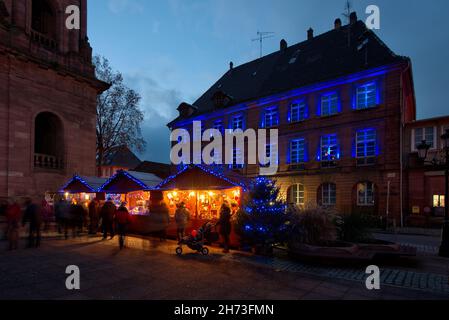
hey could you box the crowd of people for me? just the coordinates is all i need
[1,196,238,254]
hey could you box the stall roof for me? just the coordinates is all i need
[155,165,248,191]
[60,175,107,193]
[99,170,163,194]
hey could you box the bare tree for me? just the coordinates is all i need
[93,55,146,176]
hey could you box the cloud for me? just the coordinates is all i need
[108,0,144,15]
[123,73,185,163]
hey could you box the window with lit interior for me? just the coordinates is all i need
[263,107,279,128]
[357,182,375,206]
[320,134,339,167]
[288,184,305,205]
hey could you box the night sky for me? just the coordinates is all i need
[88,0,449,163]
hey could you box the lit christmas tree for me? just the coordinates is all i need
[235,177,288,251]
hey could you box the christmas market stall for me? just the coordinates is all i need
[99,170,163,214]
[154,165,248,246]
[60,175,108,206]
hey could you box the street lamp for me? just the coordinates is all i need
[417,130,449,257]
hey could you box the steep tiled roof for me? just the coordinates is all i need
[103,146,141,169]
[169,19,407,126]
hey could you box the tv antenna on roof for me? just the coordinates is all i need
[252,31,275,58]
[342,0,353,24]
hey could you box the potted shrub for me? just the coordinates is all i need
[336,212,400,252]
[286,206,359,259]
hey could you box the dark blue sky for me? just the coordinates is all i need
[87,0,449,163]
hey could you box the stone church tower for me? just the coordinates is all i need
[0,0,108,199]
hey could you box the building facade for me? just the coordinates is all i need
[168,13,417,224]
[404,116,449,226]
[0,0,107,199]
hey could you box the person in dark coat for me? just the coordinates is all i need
[116,202,130,249]
[216,201,232,253]
[22,198,42,248]
[101,199,116,239]
[150,200,170,241]
[69,202,86,237]
[6,199,21,250]
[175,202,190,242]
[54,198,69,235]
[88,199,100,235]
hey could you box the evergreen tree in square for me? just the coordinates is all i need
[236,177,288,250]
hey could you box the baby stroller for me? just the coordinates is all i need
[176,222,217,256]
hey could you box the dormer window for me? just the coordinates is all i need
[177,103,196,118]
[212,91,232,109]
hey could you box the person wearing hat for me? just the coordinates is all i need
[174,202,190,242]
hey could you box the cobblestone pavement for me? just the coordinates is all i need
[0,236,448,300]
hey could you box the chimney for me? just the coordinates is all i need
[229,61,234,70]
[280,39,288,51]
[307,28,314,40]
[334,18,342,30]
[349,11,357,25]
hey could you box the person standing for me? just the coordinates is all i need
[22,198,42,248]
[5,199,21,250]
[54,198,68,235]
[101,198,116,240]
[88,199,100,235]
[175,202,190,242]
[216,201,232,253]
[116,202,130,249]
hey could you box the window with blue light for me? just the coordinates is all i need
[320,134,339,163]
[263,107,279,128]
[232,114,244,130]
[321,183,336,206]
[290,139,305,164]
[320,93,339,116]
[356,83,377,109]
[231,148,244,169]
[356,129,377,159]
[213,120,223,132]
[260,143,278,167]
[290,101,307,123]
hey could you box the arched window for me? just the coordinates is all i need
[31,0,56,38]
[356,182,375,206]
[317,183,336,206]
[287,183,305,205]
[34,112,64,170]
